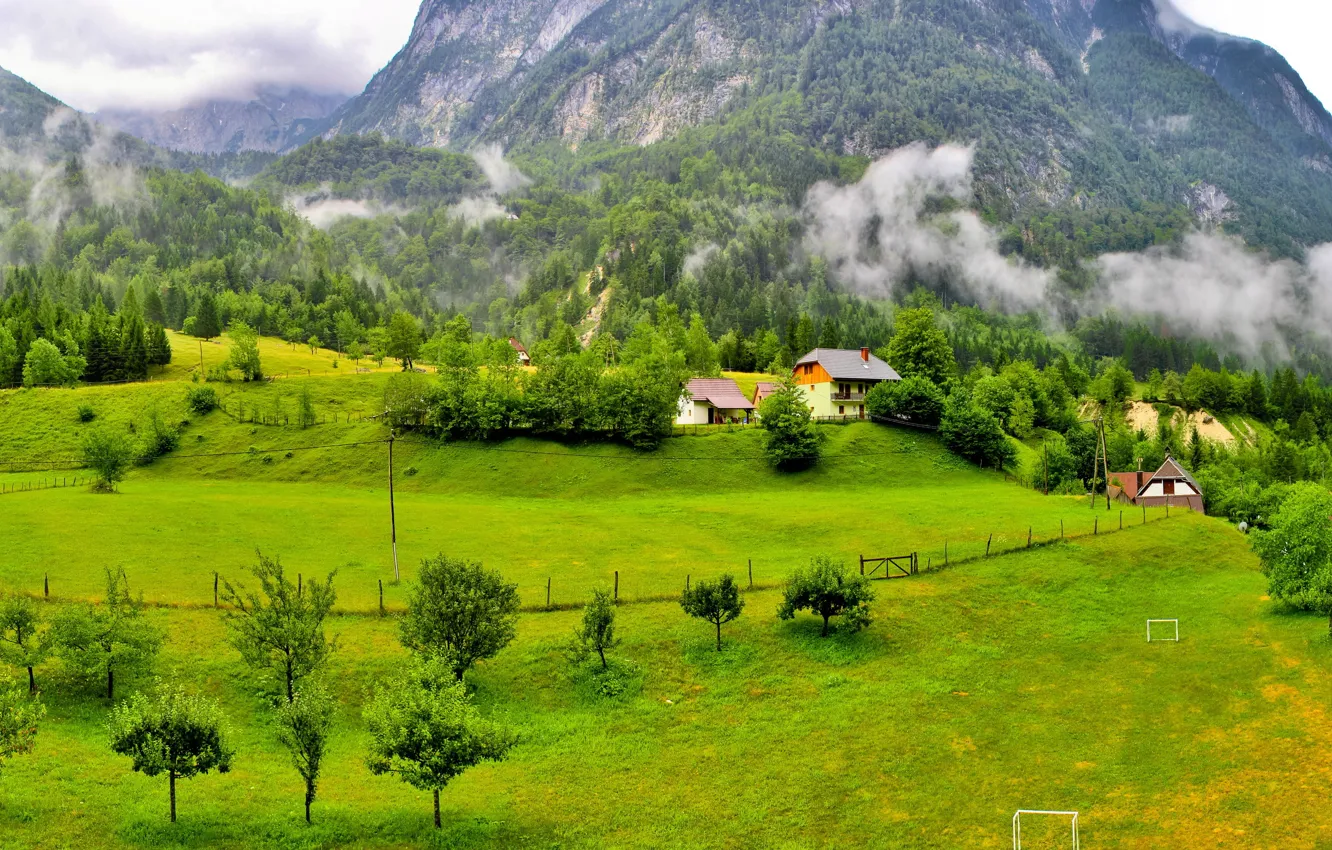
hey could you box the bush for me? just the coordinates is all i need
[864,376,945,425]
[138,410,180,464]
[76,404,96,423]
[185,385,218,415]
[82,428,134,491]
[940,395,1017,469]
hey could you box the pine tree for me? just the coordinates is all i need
[143,287,166,325]
[118,289,148,381]
[193,292,221,341]
[147,324,172,366]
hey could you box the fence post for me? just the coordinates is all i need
[1027,527,1032,548]
[860,555,865,576]
[1143,504,1147,524]
[546,577,551,610]
[298,573,302,597]
[1061,519,1064,540]
[614,570,619,602]
[748,558,753,589]
[985,534,992,557]
[687,575,691,592]
[379,580,384,616]
[1094,517,1098,536]
[1166,502,1170,519]
[213,572,219,608]
[944,541,948,567]
[43,575,48,599]
[1120,511,1123,530]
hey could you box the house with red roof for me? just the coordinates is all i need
[508,337,531,366]
[676,377,756,425]
[752,381,779,409]
[1108,456,1205,513]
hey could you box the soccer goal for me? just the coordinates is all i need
[1146,619,1180,642]
[1013,810,1079,849]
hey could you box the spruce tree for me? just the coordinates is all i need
[143,287,166,325]
[118,289,148,381]
[193,292,221,340]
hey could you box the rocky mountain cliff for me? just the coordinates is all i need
[96,87,347,154]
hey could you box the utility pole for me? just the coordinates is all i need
[1100,416,1112,510]
[388,429,399,583]
[1043,440,1049,496]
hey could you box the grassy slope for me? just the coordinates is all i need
[2,517,1328,849]
[160,330,408,381]
[0,376,1156,609]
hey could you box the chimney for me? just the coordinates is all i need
[860,347,870,362]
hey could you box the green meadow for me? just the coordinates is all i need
[0,375,1326,848]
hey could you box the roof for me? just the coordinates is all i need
[753,381,778,398]
[685,378,755,410]
[795,348,902,381]
[508,337,529,355]
[1147,456,1202,495]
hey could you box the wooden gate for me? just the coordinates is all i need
[860,553,918,579]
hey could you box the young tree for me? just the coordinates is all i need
[364,657,515,829]
[221,553,336,702]
[275,681,335,823]
[366,326,389,367]
[50,567,162,699]
[82,427,134,492]
[400,555,520,680]
[0,595,48,692]
[387,312,422,370]
[1252,482,1332,635]
[777,556,876,637]
[226,321,262,381]
[882,307,955,385]
[759,380,821,469]
[192,292,221,341]
[0,679,44,775]
[108,684,234,822]
[297,383,317,428]
[571,589,618,669]
[22,338,83,387]
[680,574,745,651]
[347,341,365,367]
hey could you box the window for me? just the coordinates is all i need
[838,405,845,415]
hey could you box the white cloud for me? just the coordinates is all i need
[0,0,421,112]
[805,143,1332,361]
[472,144,532,195]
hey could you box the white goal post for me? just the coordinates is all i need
[1013,810,1080,849]
[1146,619,1180,642]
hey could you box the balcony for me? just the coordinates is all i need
[830,392,865,401]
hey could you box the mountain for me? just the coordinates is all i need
[318,0,1332,257]
[96,87,348,154]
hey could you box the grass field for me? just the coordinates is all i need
[2,516,1328,848]
[160,330,409,382]
[1,372,1324,848]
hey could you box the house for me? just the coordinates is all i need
[508,337,531,366]
[676,377,756,425]
[1108,456,1205,513]
[793,347,901,419]
[752,381,778,409]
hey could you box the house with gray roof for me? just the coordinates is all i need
[793,348,901,419]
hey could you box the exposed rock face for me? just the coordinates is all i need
[96,88,347,154]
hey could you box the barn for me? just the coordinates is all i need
[1108,456,1205,513]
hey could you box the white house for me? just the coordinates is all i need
[675,378,756,425]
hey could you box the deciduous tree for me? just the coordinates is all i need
[82,427,134,491]
[0,594,48,692]
[882,307,955,385]
[1253,482,1332,635]
[400,555,519,680]
[364,657,515,829]
[777,556,875,637]
[275,681,335,823]
[571,589,618,669]
[680,574,745,650]
[0,679,44,775]
[108,684,234,822]
[50,568,162,699]
[221,553,336,702]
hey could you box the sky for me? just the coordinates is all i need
[0,0,1328,114]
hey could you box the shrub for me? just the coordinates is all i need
[138,410,180,464]
[82,428,134,491]
[940,395,1017,469]
[76,404,96,423]
[864,376,945,425]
